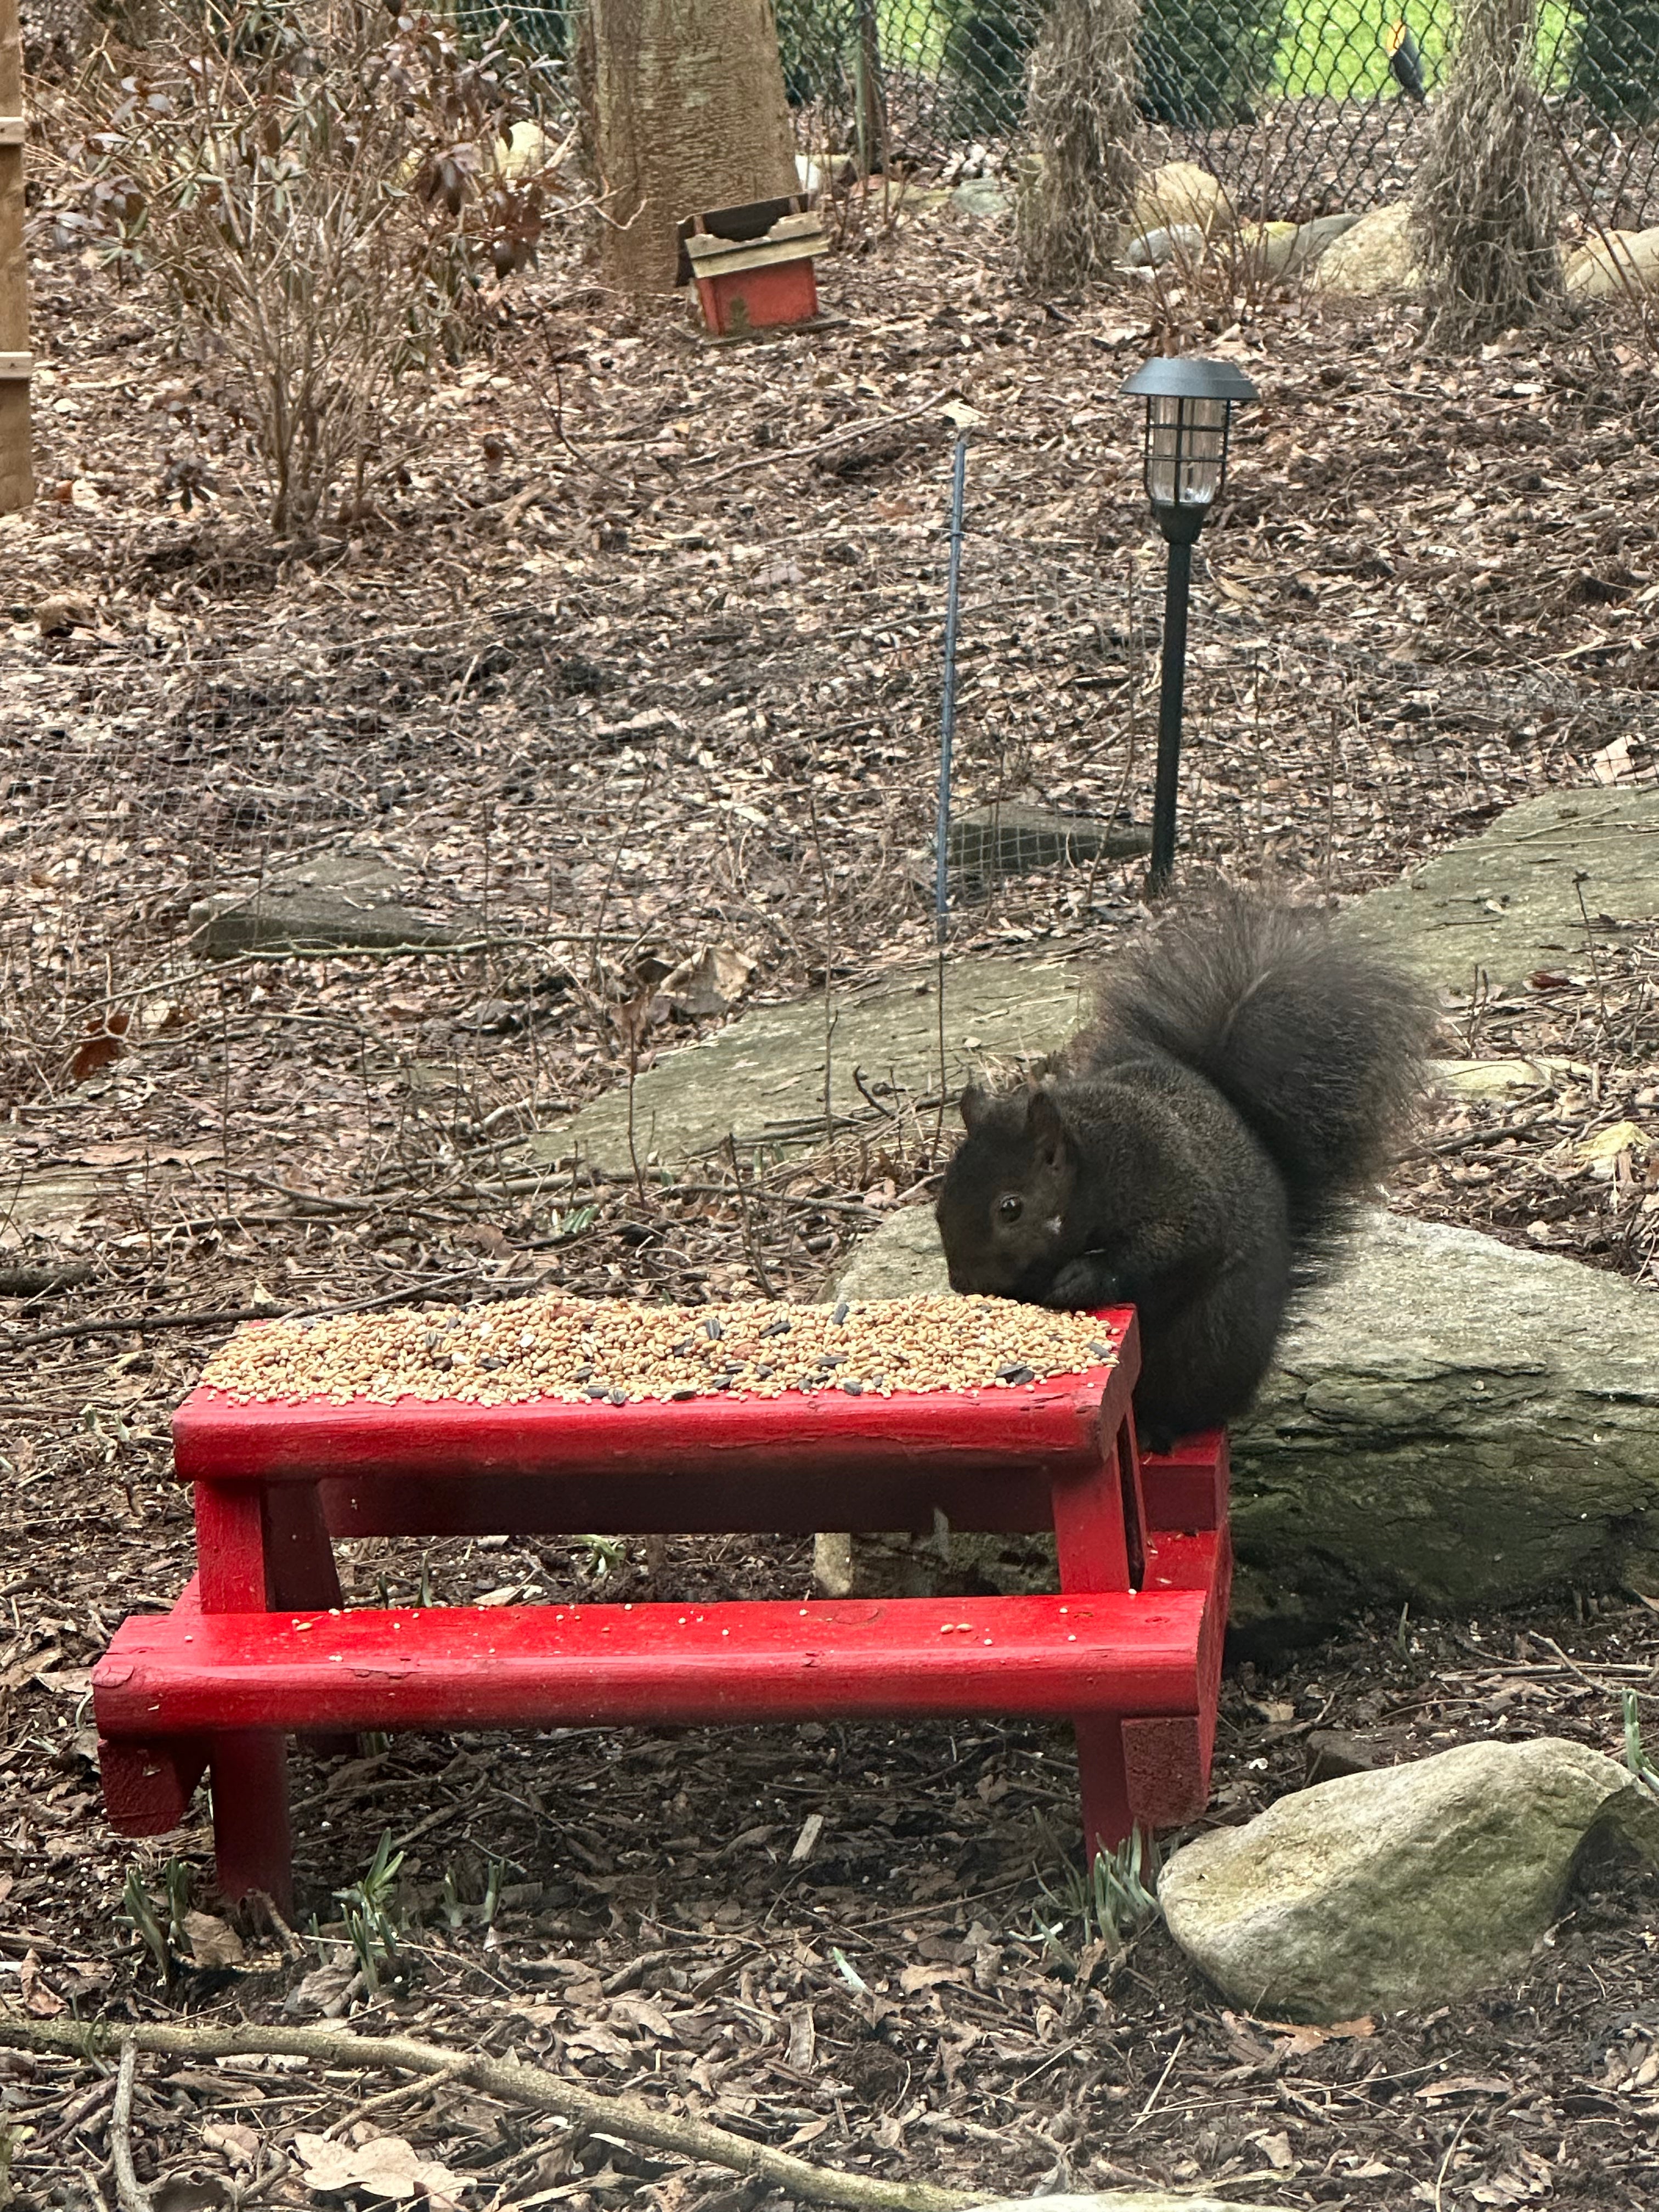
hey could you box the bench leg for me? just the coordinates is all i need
[1074,1714,1132,1859]
[210,1730,294,1914]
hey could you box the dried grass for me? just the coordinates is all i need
[1014,0,1141,292]
[1412,0,1564,346]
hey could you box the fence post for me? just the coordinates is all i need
[0,0,29,514]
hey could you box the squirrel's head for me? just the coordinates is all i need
[934,1084,1078,1297]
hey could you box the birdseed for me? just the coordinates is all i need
[198,1293,1119,1408]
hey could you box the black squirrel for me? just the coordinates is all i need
[934,887,1435,1447]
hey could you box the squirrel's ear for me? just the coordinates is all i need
[960,1084,987,1132]
[1026,1086,1068,1163]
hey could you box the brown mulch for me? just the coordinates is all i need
[1,156,1657,2211]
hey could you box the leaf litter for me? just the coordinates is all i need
[0,185,1657,2212]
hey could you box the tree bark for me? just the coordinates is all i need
[584,0,799,294]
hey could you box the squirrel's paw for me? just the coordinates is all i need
[1047,1256,1125,1309]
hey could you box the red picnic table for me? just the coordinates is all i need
[93,1306,1231,1910]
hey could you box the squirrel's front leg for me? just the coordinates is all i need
[1045,1254,1128,1310]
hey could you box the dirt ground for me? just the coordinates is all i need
[2,178,1658,2210]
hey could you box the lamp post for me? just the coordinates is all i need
[1121,357,1259,896]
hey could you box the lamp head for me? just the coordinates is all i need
[1121,356,1260,543]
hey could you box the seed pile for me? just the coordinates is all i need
[200,1293,1119,1408]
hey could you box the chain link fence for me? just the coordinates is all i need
[486,0,1659,233]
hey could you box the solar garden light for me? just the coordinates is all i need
[1121,357,1260,896]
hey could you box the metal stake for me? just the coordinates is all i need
[934,432,968,944]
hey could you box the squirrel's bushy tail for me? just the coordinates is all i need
[1088,885,1436,1234]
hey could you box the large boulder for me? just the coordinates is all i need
[1229,1210,1659,1615]
[1131,161,1235,239]
[534,952,1087,1177]
[1311,201,1421,294]
[820,1208,1659,1619]
[1158,1738,1659,2022]
[1565,227,1659,298]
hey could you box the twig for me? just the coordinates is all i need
[0,1269,486,1355]
[0,1261,97,1298]
[27,2071,116,2155]
[725,1133,777,1298]
[1125,2030,1186,2133]
[0,2013,978,2212]
[1431,2105,1476,2212]
[324,2059,470,2139]
[110,2042,154,2212]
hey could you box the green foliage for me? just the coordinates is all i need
[336,1831,406,1995]
[778,0,859,106]
[940,0,1041,133]
[1570,0,1659,121]
[1033,1829,1161,1965]
[1139,0,1290,125]
[1624,1688,1659,1795]
[120,1864,174,1988]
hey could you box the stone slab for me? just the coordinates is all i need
[539,781,1659,1180]
[1343,785,1659,994]
[190,853,465,958]
[970,2196,1277,2212]
[531,953,1088,1176]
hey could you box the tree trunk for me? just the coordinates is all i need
[1015,0,1141,292]
[584,0,799,294]
[0,0,31,512]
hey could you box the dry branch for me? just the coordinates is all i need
[0,2012,980,2212]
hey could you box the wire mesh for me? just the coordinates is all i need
[485,0,1659,233]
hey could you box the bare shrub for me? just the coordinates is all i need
[58,1,574,535]
[1412,0,1564,348]
[1014,0,1141,293]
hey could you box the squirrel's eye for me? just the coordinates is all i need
[997,1195,1023,1222]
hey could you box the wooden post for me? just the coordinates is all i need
[0,0,30,512]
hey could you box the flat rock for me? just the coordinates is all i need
[822,1207,1659,1618]
[1158,1737,1659,2022]
[947,804,1150,878]
[971,2195,1277,2212]
[1121,222,1204,270]
[950,178,1012,218]
[1430,1054,1591,1098]
[1343,785,1659,992]
[190,854,464,958]
[531,954,1087,1177]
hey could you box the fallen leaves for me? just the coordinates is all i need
[293,2130,470,2204]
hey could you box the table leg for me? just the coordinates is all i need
[210,1729,294,1914]
[1074,1715,1132,1860]
[195,1482,296,1908]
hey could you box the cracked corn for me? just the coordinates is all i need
[199,1293,1119,1407]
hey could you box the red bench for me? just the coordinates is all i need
[93,1308,1232,1910]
